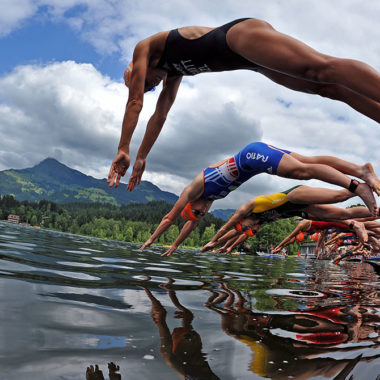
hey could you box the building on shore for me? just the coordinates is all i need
[300,242,317,257]
[7,214,20,224]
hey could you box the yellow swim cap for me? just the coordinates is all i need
[124,61,133,87]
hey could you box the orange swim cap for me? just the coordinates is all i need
[235,221,255,237]
[295,232,305,242]
[310,233,319,242]
[124,61,133,87]
[181,202,199,221]
[235,221,243,233]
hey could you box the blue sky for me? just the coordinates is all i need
[1,0,380,209]
[0,10,124,79]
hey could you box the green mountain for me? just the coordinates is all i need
[0,158,178,205]
[210,208,235,221]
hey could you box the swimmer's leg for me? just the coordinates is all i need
[303,202,372,221]
[277,154,377,215]
[228,19,380,104]
[289,150,380,196]
[258,67,380,124]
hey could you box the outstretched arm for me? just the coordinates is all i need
[202,201,255,250]
[224,234,249,254]
[325,232,346,246]
[161,220,199,257]
[128,75,182,191]
[273,220,309,252]
[315,230,327,258]
[108,42,150,188]
[217,234,244,253]
[140,173,205,250]
[202,228,240,252]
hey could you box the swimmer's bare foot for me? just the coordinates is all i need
[351,221,368,242]
[355,182,378,216]
[360,163,380,196]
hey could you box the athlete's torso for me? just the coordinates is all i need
[201,142,290,200]
[251,186,308,224]
[308,221,349,233]
[157,18,260,76]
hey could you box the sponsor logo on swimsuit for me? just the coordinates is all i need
[173,60,212,75]
[267,166,273,174]
[246,152,269,162]
[271,196,286,205]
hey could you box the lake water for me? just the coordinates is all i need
[0,221,379,380]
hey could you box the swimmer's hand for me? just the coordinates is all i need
[201,242,216,252]
[128,157,146,191]
[140,239,153,251]
[107,150,130,188]
[108,362,121,380]
[86,364,104,380]
[161,245,177,257]
[225,247,234,255]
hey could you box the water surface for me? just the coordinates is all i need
[0,222,379,379]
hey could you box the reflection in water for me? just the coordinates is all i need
[205,282,380,379]
[142,278,219,380]
[86,362,121,380]
[0,222,379,379]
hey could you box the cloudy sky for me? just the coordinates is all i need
[1,0,380,209]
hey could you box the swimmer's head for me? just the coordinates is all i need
[124,61,166,92]
[235,220,256,237]
[295,232,306,242]
[181,199,210,221]
[181,202,205,221]
[310,233,319,242]
[124,61,156,91]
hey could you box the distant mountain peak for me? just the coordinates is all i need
[34,157,68,168]
[0,157,179,206]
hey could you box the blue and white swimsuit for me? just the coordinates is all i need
[201,142,290,200]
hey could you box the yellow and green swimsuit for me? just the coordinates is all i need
[251,186,308,224]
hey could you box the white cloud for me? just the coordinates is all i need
[0,61,125,172]
[0,0,37,37]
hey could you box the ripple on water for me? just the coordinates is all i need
[64,249,94,255]
[0,242,35,251]
[132,275,171,283]
[79,248,103,253]
[85,334,127,349]
[93,257,128,263]
[286,273,309,278]
[266,289,327,298]
[143,266,182,273]
[144,262,171,267]
[0,233,18,239]
[225,271,262,278]
[0,234,18,240]
[54,270,101,281]
[170,278,204,286]
[56,261,97,268]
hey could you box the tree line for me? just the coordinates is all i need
[0,195,302,254]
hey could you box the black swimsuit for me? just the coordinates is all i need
[157,18,260,77]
